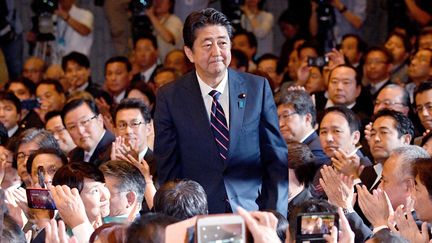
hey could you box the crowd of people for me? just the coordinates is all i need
[0,0,431,242]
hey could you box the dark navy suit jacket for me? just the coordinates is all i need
[154,69,288,215]
[303,131,329,165]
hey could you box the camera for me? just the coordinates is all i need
[196,215,245,243]
[308,56,329,68]
[31,0,58,42]
[296,212,338,242]
[129,0,154,39]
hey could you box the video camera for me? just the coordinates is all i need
[129,0,154,39]
[31,0,58,42]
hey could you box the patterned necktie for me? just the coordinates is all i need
[209,90,229,160]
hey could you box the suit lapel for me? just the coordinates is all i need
[180,72,215,140]
[228,69,246,158]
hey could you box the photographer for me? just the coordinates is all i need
[144,0,183,61]
[54,0,94,60]
[310,0,366,50]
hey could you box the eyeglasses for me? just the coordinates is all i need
[374,99,405,107]
[416,103,432,113]
[116,120,145,130]
[66,115,98,131]
[48,126,67,136]
[278,112,298,120]
[17,150,37,161]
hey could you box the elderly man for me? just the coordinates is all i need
[277,90,328,164]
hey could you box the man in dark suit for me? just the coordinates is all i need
[154,8,288,215]
[277,89,328,165]
[363,47,394,100]
[112,98,155,180]
[61,99,114,167]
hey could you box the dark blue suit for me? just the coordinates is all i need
[302,131,329,165]
[154,69,288,214]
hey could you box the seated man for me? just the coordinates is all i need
[0,92,22,138]
[62,98,115,166]
[415,81,432,134]
[36,79,67,122]
[405,48,432,103]
[22,57,46,84]
[153,179,208,220]
[363,46,394,99]
[104,56,133,104]
[99,160,145,223]
[360,109,414,190]
[277,89,328,164]
[45,111,76,154]
[131,34,160,84]
[373,84,410,116]
[26,148,68,187]
[312,106,372,197]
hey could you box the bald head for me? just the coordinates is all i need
[23,57,46,83]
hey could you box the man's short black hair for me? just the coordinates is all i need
[0,91,21,114]
[26,147,68,174]
[52,162,105,193]
[114,98,152,124]
[231,49,249,70]
[277,90,317,127]
[133,33,158,50]
[127,213,178,243]
[372,109,414,141]
[104,56,132,73]
[61,51,90,70]
[297,41,322,57]
[183,8,233,49]
[233,30,258,49]
[99,160,146,206]
[126,82,156,106]
[414,80,432,107]
[61,98,99,124]
[322,106,361,133]
[44,110,62,124]
[4,78,36,96]
[385,31,412,54]
[153,179,208,220]
[36,79,65,95]
[364,46,394,64]
[328,64,362,86]
[341,34,367,53]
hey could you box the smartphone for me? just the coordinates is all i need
[307,56,329,68]
[296,212,338,242]
[26,188,56,210]
[21,98,40,110]
[37,166,45,188]
[196,215,245,243]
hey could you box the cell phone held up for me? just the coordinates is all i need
[26,188,56,210]
[196,214,246,243]
[307,56,329,68]
[296,212,338,242]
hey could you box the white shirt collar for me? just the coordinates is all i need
[300,129,316,143]
[138,147,149,161]
[73,82,89,92]
[141,64,158,82]
[370,79,389,94]
[113,90,126,104]
[325,99,356,109]
[196,70,228,99]
[7,125,18,138]
[84,130,106,161]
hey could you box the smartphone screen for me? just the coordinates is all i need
[296,212,338,241]
[197,215,245,243]
[26,188,56,210]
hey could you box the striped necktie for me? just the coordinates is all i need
[209,90,229,160]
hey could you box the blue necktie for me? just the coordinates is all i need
[209,90,229,160]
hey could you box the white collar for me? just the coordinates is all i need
[196,70,228,99]
[138,147,149,161]
[84,130,106,159]
[325,99,356,109]
[113,90,126,104]
[7,124,18,138]
[300,129,316,143]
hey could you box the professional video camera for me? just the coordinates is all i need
[315,0,335,29]
[129,0,154,39]
[31,0,58,41]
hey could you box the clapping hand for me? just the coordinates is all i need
[320,165,355,209]
[356,185,393,228]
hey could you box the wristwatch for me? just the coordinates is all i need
[342,207,354,214]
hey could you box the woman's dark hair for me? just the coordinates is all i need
[52,162,104,193]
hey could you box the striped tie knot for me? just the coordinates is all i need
[209,90,221,100]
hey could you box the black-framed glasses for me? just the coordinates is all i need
[116,120,145,130]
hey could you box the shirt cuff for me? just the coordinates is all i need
[372,225,389,234]
[72,221,93,243]
[353,178,362,185]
